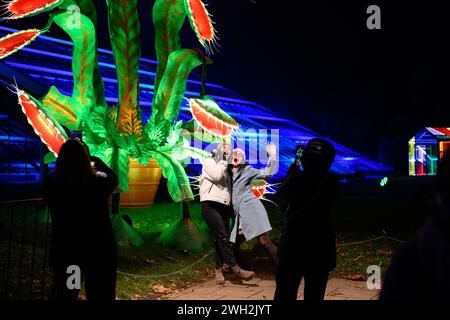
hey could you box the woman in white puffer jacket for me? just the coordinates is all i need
[200,142,255,284]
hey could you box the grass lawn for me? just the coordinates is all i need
[114,176,430,299]
[0,176,433,299]
[0,203,52,300]
[114,202,214,300]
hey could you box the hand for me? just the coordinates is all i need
[266,142,277,158]
[90,156,99,166]
[90,156,106,172]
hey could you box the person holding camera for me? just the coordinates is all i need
[44,138,118,300]
[200,142,255,284]
[274,138,339,301]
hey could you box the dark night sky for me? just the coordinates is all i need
[4,0,450,174]
[202,0,450,173]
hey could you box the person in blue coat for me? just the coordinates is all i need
[229,143,279,262]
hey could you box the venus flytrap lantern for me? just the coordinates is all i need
[0,0,239,252]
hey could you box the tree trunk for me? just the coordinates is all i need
[182,199,191,219]
[158,199,209,252]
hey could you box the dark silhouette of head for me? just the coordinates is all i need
[54,138,94,185]
[301,138,336,175]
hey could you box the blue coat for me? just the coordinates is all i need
[230,159,278,242]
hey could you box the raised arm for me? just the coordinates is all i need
[245,143,279,180]
[91,156,119,195]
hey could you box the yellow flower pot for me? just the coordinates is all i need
[120,158,162,207]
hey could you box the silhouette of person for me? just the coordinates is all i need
[380,150,450,300]
[44,139,118,300]
[229,145,279,263]
[274,138,338,301]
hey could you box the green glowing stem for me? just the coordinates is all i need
[106,0,142,136]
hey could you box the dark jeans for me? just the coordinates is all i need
[274,255,329,301]
[201,201,236,269]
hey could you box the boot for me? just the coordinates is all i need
[231,265,255,281]
[215,268,225,285]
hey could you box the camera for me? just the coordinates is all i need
[295,145,304,166]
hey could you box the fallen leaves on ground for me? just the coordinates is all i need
[377,248,392,256]
[344,274,366,281]
[205,267,215,277]
[150,284,173,294]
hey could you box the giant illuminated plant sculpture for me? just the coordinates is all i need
[0,0,238,251]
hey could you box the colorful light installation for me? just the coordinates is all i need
[379,176,389,187]
[408,137,415,176]
[189,96,239,137]
[184,0,217,53]
[251,179,277,201]
[16,89,67,156]
[0,0,231,202]
[2,0,64,20]
[409,127,450,176]
[0,29,41,59]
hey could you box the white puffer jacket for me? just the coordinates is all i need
[199,157,231,205]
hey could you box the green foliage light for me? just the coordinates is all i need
[380,177,389,187]
[0,0,219,202]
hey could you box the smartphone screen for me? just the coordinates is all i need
[295,145,303,159]
[295,145,303,166]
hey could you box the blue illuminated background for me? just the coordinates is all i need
[0,25,391,186]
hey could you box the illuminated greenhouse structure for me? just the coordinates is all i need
[408,127,450,176]
[0,25,391,186]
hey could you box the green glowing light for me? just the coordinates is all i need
[3,0,231,250]
[380,177,389,187]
